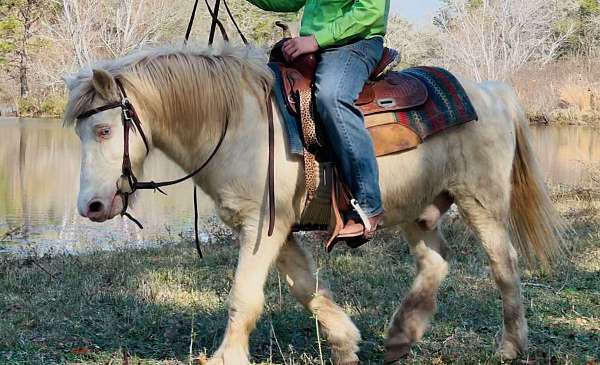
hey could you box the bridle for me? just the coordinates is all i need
[75,0,275,258]
[76,77,229,228]
[76,70,274,258]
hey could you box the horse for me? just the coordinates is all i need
[64,45,566,365]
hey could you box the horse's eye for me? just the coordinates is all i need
[97,127,112,140]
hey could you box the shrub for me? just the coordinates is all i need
[17,97,40,117]
[40,96,66,117]
[16,95,66,118]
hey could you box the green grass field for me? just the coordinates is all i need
[1,187,598,365]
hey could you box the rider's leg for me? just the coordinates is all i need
[314,38,385,230]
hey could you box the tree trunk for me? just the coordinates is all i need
[19,5,31,99]
[19,42,29,98]
[19,51,29,98]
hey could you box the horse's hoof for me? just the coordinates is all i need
[496,329,527,360]
[384,343,411,364]
[201,347,249,365]
[497,342,520,360]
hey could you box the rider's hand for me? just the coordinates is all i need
[282,36,319,62]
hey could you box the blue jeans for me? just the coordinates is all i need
[314,37,384,217]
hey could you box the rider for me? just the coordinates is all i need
[246,0,390,241]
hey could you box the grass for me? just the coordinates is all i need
[0,187,599,365]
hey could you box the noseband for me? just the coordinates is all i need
[76,78,232,257]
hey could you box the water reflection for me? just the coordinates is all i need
[530,126,600,186]
[0,118,214,255]
[1,118,599,254]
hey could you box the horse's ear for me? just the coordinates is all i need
[63,74,76,89]
[91,69,117,99]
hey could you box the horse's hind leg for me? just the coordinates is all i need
[384,223,449,364]
[457,197,527,359]
[276,236,361,365]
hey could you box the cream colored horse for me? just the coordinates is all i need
[65,46,565,365]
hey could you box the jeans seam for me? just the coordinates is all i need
[319,38,384,214]
[333,53,366,204]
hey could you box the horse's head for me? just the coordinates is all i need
[66,68,151,222]
[64,46,274,223]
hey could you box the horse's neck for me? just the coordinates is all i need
[151,129,198,173]
[147,94,269,197]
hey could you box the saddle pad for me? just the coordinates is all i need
[392,66,478,140]
[268,64,478,157]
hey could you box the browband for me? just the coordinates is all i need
[76,101,122,120]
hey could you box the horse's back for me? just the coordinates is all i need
[378,77,523,225]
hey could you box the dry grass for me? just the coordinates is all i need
[512,58,600,126]
[0,186,598,364]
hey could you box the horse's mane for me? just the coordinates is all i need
[64,45,274,141]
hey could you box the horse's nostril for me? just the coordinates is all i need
[89,201,104,213]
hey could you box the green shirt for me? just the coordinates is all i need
[246,0,390,48]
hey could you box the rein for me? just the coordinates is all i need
[76,0,276,257]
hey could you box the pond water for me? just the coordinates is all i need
[0,118,215,255]
[529,126,600,186]
[1,118,599,255]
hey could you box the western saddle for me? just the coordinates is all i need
[269,40,430,249]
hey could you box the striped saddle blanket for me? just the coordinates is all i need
[270,65,479,158]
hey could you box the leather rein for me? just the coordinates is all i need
[76,0,276,258]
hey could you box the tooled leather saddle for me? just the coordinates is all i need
[267,38,479,250]
[269,40,430,249]
[269,41,428,159]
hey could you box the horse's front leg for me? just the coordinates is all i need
[276,236,361,365]
[207,223,288,365]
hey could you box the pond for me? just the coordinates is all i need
[0,118,215,255]
[1,117,599,255]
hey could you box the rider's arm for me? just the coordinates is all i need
[313,0,386,48]
[245,0,305,12]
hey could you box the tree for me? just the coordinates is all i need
[44,0,179,68]
[0,0,47,97]
[434,0,575,81]
[98,0,178,57]
[558,0,600,57]
[385,16,440,68]
[223,0,299,45]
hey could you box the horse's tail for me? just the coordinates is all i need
[509,115,568,267]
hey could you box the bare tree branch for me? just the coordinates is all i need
[434,0,576,81]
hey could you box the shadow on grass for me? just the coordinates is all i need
[0,221,598,364]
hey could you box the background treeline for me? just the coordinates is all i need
[388,0,600,125]
[0,0,298,115]
[0,0,599,124]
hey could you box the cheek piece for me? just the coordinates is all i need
[75,78,234,258]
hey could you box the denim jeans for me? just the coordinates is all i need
[314,37,384,217]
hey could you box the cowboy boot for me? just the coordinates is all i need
[337,212,384,247]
